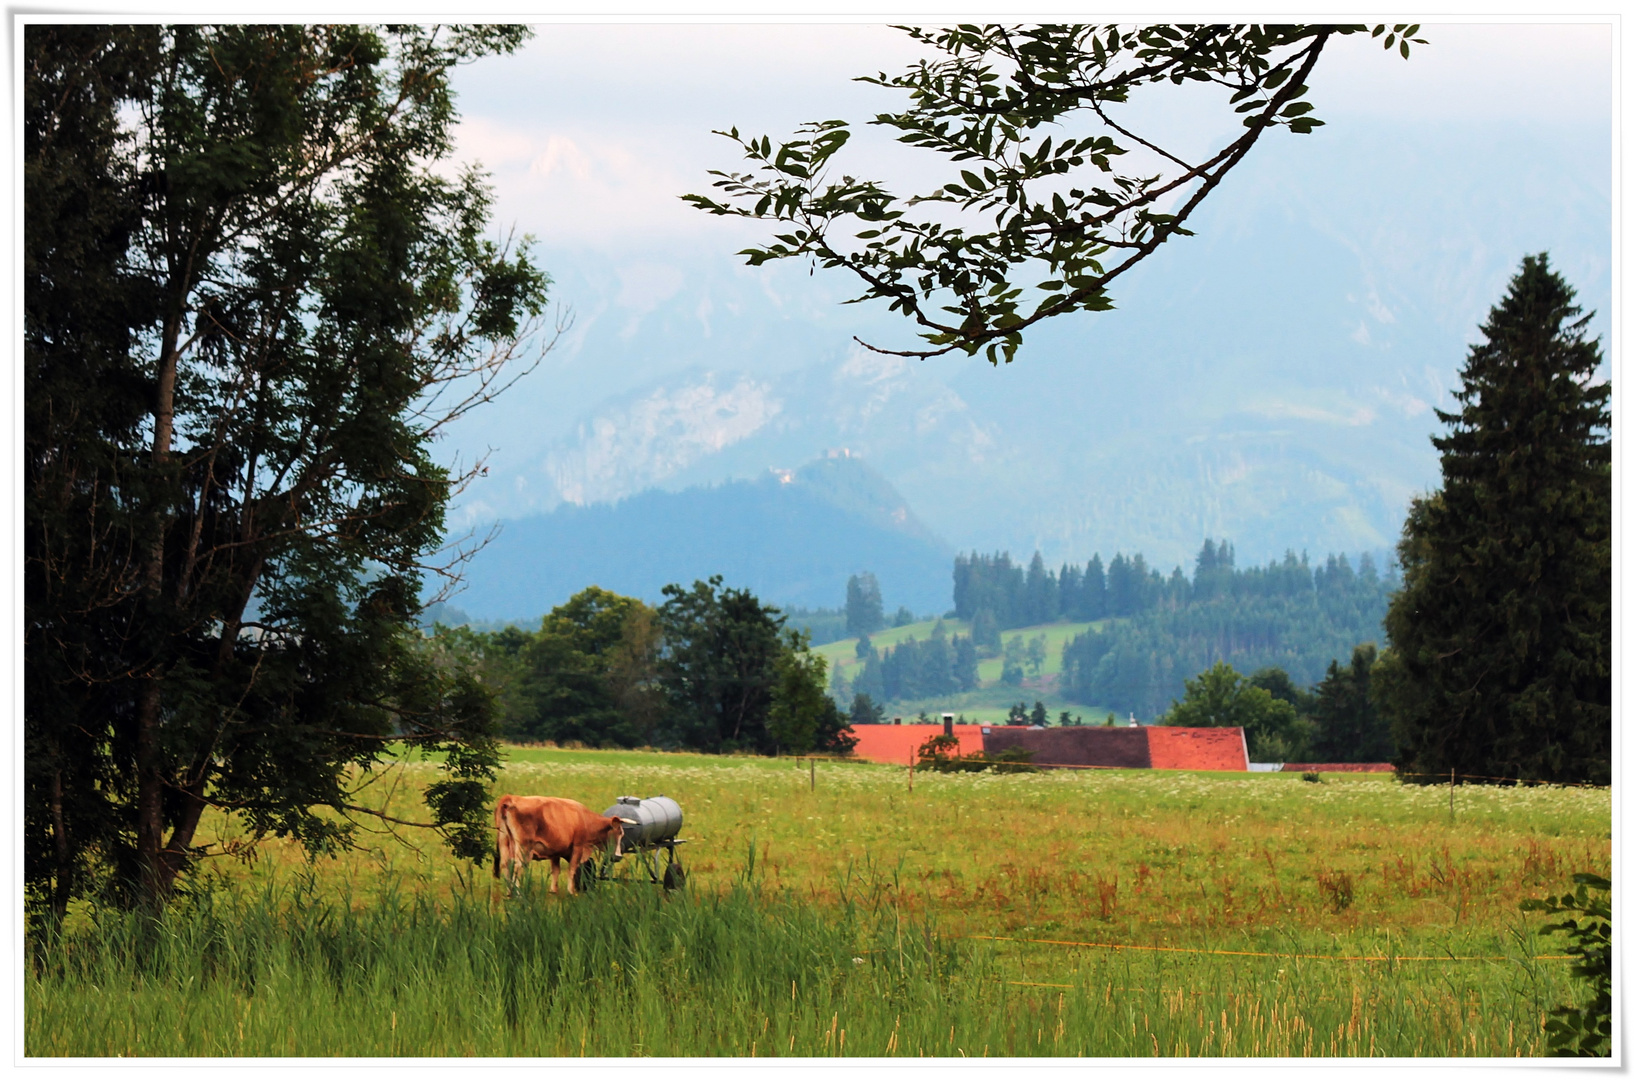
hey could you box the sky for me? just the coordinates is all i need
[8,11,1620,603]
[429,20,1615,548]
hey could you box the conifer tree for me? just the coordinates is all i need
[1309,645,1391,763]
[844,571,886,636]
[1378,255,1610,785]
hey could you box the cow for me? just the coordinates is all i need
[492,795,628,895]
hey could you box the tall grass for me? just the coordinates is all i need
[27,857,1575,1057]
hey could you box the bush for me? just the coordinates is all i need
[915,735,1038,774]
[1521,873,1611,1056]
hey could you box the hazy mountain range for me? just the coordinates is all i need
[440,454,951,621]
[440,111,1609,622]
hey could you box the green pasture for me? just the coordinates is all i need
[26,748,1609,1057]
[815,619,1098,687]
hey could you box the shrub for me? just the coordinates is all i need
[1521,873,1611,1056]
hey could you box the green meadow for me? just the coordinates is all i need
[26,748,1608,1057]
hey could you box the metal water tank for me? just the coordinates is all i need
[604,795,683,848]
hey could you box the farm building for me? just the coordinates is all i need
[847,723,994,766]
[847,722,1250,771]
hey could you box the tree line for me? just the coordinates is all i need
[1155,647,1390,763]
[422,578,856,757]
[1059,546,1394,718]
[954,541,1384,630]
[845,624,980,705]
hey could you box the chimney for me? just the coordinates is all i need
[942,713,954,737]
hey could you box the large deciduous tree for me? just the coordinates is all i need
[511,587,662,748]
[657,576,788,752]
[1164,661,1313,762]
[25,24,551,913]
[686,23,1420,363]
[1378,255,1610,785]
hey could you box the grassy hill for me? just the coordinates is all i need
[815,617,1122,722]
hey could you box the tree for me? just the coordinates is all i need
[510,587,657,748]
[953,635,980,691]
[767,631,857,755]
[1024,552,1058,624]
[24,25,550,913]
[767,632,826,754]
[1165,661,1312,762]
[1248,666,1314,717]
[657,576,787,752]
[1378,256,1610,785]
[1308,645,1391,763]
[1024,634,1048,675]
[970,608,1000,653]
[686,23,1419,363]
[604,603,666,746]
[893,606,916,628]
[844,571,886,635]
[1029,701,1049,727]
[849,692,885,726]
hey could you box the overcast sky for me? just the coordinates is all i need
[447,22,1612,253]
[427,20,1614,481]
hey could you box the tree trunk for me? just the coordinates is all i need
[135,319,181,908]
[49,768,72,921]
[134,676,171,905]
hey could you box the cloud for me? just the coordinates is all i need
[1247,401,1378,427]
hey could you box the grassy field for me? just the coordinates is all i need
[26,747,1609,1057]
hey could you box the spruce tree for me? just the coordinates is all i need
[844,572,886,636]
[1379,255,1609,785]
[1309,644,1391,763]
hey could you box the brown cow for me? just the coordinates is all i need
[492,795,628,895]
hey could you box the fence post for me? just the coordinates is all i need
[908,751,914,793]
[810,757,815,792]
[1450,768,1456,821]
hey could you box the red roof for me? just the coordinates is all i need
[983,726,1151,768]
[1146,726,1249,771]
[848,724,1006,765]
[848,723,1250,771]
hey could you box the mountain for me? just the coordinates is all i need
[445,454,952,621]
[440,112,1608,577]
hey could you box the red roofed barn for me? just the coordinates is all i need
[847,723,1250,771]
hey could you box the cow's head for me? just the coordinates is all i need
[605,815,628,857]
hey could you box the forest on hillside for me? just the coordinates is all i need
[857,542,1398,718]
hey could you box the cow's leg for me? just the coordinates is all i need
[548,854,561,894]
[567,847,585,896]
[513,846,533,893]
[498,831,516,894]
